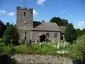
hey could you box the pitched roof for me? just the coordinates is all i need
[59,26,67,33]
[33,21,60,31]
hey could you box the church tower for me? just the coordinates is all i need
[16,6,33,43]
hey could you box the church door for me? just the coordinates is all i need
[40,35,46,42]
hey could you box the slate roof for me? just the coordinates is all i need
[33,21,60,31]
[59,26,67,33]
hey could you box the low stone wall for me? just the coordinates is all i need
[11,54,73,64]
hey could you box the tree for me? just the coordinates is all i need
[0,20,6,38]
[50,17,68,26]
[5,22,10,28]
[42,20,45,22]
[3,25,19,45]
[76,29,83,38]
[82,28,85,34]
[75,28,85,38]
[70,34,85,63]
[65,23,77,43]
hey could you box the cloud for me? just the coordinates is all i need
[0,10,6,14]
[37,0,46,6]
[33,9,38,16]
[76,21,85,30]
[61,10,66,13]
[8,12,15,16]
[0,10,15,16]
[77,21,85,27]
[62,10,66,13]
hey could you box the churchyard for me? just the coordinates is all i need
[0,38,69,55]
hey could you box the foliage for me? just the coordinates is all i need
[5,22,10,29]
[3,25,19,45]
[14,45,30,54]
[50,17,68,26]
[2,46,10,54]
[76,28,85,38]
[70,34,85,61]
[82,29,85,34]
[76,29,83,38]
[0,43,4,53]
[65,23,77,43]
[0,42,10,54]
[14,43,57,55]
[42,20,45,22]
[32,43,57,54]
[0,20,6,38]
[0,41,70,56]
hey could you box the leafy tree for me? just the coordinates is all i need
[42,20,45,22]
[70,34,85,63]
[50,17,68,26]
[82,28,85,34]
[65,23,77,43]
[76,29,83,38]
[3,25,19,45]
[75,28,85,39]
[5,22,10,28]
[0,20,6,38]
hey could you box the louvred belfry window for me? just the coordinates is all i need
[24,12,26,16]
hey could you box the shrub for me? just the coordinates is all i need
[2,46,10,54]
[70,34,85,61]
[3,25,19,45]
[0,38,3,42]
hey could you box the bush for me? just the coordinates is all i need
[2,46,10,54]
[0,42,16,54]
[70,34,85,61]
[3,25,19,45]
[0,38,3,42]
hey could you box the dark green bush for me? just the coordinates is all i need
[3,25,19,45]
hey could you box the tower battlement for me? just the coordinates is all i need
[17,6,33,11]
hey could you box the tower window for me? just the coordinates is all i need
[24,12,26,16]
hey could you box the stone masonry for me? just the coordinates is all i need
[16,6,63,43]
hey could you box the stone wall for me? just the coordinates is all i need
[32,30,61,42]
[16,7,33,43]
[11,54,73,64]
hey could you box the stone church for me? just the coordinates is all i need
[16,6,66,43]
